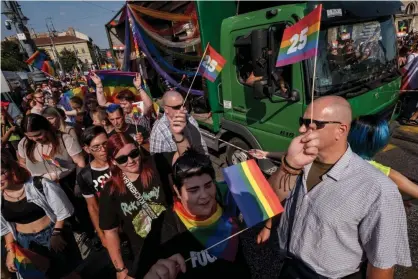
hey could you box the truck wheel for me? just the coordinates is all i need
[226,137,250,166]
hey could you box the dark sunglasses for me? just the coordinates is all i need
[299,117,341,130]
[166,104,182,110]
[114,148,141,165]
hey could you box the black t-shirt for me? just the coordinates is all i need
[77,165,111,199]
[131,209,251,279]
[108,123,149,141]
[99,153,174,254]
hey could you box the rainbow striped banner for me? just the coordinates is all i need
[198,45,226,82]
[13,243,50,278]
[276,5,322,67]
[173,200,240,261]
[222,160,284,227]
[41,61,56,77]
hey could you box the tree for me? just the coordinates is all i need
[1,40,29,71]
[60,48,78,72]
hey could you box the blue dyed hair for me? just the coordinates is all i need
[348,115,390,160]
[106,104,122,114]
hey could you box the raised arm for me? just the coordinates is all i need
[170,107,190,157]
[90,72,111,107]
[133,73,152,116]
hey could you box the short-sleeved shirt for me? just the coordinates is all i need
[150,113,208,155]
[277,147,411,278]
[368,160,391,176]
[17,133,82,180]
[125,114,150,134]
[99,153,175,254]
[77,165,111,199]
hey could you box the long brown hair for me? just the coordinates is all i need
[21,114,60,163]
[106,133,153,195]
[1,150,31,184]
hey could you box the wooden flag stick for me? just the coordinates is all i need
[310,4,322,124]
[182,42,210,107]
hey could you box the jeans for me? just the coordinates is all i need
[16,222,82,278]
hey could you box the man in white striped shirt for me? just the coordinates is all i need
[270,96,411,279]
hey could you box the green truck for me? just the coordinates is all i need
[109,1,403,173]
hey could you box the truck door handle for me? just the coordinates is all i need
[233,106,250,113]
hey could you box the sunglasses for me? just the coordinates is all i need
[166,104,182,110]
[114,148,140,164]
[299,117,341,130]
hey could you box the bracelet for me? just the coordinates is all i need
[280,158,302,175]
[115,266,126,273]
[283,155,302,171]
[96,86,103,89]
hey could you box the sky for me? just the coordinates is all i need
[1,1,125,49]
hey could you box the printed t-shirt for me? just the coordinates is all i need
[99,153,174,254]
[77,165,111,199]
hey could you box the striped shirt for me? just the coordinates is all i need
[277,146,411,278]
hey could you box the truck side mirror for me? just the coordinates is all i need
[252,80,268,99]
[289,89,301,102]
[251,29,268,78]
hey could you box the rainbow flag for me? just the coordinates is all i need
[198,45,226,82]
[25,51,47,70]
[173,200,240,261]
[13,243,50,278]
[41,61,56,77]
[42,154,61,168]
[276,4,322,67]
[88,70,140,103]
[222,160,284,227]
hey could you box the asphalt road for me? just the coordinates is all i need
[210,123,418,279]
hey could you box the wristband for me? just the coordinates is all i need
[115,266,126,273]
[280,157,302,175]
[283,155,302,171]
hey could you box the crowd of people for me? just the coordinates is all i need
[0,70,417,279]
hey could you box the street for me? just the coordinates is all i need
[210,122,418,279]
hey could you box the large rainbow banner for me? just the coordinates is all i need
[222,160,283,227]
[276,4,322,67]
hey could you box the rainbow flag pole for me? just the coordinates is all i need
[182,42,210,107]
[309,5,322,122]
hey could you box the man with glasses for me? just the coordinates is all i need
[150,90,207,155]
[31,89,46,115]
[268,96,411,279]
[77,126,111,248]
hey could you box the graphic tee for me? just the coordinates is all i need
[99,153,174,254]
[77,166,111,199]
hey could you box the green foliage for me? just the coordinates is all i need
[59,48,79,72]
[1,40,29,71]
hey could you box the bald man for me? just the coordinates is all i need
[150,90,207,155]
[269,96,411,279]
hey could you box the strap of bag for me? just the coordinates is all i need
[122,173,157,219]
[286,174,303,254]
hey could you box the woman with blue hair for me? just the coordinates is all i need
[348,115,418,198]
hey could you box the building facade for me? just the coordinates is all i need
[396,1,418,36]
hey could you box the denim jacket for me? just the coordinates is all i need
[1,177,74,240]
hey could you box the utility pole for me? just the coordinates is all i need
[1,0,46,83]
[45,17,65,76]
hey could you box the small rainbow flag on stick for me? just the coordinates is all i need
[222,160,284,227]
[13,243,50,278]
[198,45,226,82]
[42,154,61,168]
[26,51,47,70]
[173,200,240,261]
[276,4,322,67]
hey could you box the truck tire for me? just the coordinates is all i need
[226,137,250,166]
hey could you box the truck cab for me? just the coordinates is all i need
[197,1,402,173]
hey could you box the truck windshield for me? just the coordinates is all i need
[311,17,397,95]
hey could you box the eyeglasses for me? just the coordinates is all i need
[114,148,140,164]
[165,104,182,110]
[299,117,341,130]
[90,141,108,152]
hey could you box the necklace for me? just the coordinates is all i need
[3,188,25,201]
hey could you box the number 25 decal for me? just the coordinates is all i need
[202,55,218,72]
[287,27,309,54]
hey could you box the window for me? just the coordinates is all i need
[235,24,292,98]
